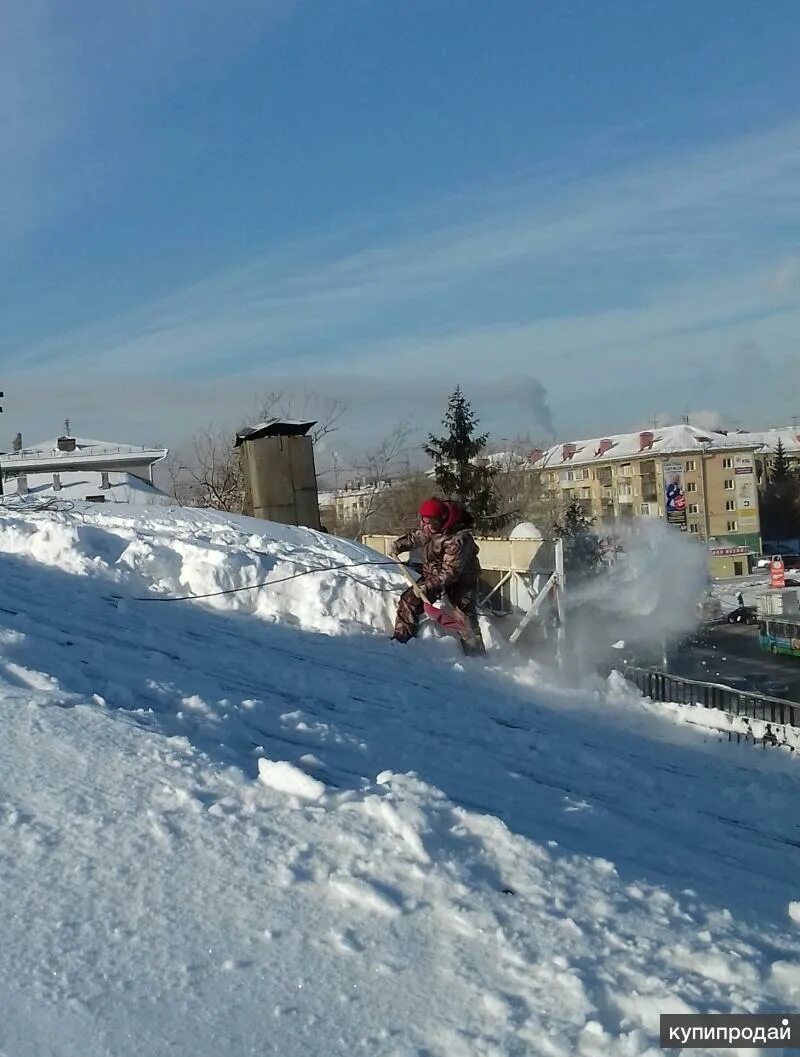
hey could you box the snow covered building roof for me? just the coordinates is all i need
[235,420,316,445]
[1,435,168,480]
[533,424,762,469]
[2,469,172,507]
[724,426,800,456]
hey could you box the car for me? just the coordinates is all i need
[726,605,759,625]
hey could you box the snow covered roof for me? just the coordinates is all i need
[0,501,795,1053]
[725,426,800,455]
[3,469,172,507]
[534,424,762,468]
[1,435,168,472]
[235,420,316,445]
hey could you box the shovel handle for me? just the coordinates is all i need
[391,555,430,603]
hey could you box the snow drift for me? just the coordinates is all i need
[0,500,799,1057]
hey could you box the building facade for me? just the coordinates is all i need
[535,425,762,576]
[0,433,169,505]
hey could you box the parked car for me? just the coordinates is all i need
[726,605,759,625]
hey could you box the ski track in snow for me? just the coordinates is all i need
[0,504,799,1057]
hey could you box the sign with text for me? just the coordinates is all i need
[663,462,687,529]
[734,454,758,524]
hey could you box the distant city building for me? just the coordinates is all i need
[534,424,764,578]
[318,478,394,530]
[1,433,169,506]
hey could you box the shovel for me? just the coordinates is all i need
[394,558,468,634]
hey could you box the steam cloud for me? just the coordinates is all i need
[481,375,556,438]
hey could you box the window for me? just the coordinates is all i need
[688,503,699,514]
[727,520,738,532]
[686,482,697,493]
[685,460,696,471]
[618,483,632,497]
[640,503,650,516]
[724,479,734,490]
[689,524,700,535]
[619,463,633,477]
[725,500,736,511]
[722,457,733,469]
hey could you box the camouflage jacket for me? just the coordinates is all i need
[393,528,481,592]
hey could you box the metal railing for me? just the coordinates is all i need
[2,445,163,461]
[624,666,799,731]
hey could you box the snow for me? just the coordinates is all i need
[0,501,799,1056]
[535,424,757,469]
[258,756,327,801]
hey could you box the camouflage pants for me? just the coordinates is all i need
[393,582,486,656]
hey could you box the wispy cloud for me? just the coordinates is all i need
[7,117,800,448]
[0,0,294,246]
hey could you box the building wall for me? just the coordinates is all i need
[541,446,762,564]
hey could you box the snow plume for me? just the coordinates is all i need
[562,521,709,675]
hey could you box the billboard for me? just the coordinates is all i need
[663,462,687,529]
[734,454,758,526]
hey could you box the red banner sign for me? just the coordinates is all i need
[770,556,786,589]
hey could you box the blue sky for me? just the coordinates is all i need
[2,0,800,464]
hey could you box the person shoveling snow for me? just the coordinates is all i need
[389,497,485,656]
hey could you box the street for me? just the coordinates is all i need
[666,622,800,703]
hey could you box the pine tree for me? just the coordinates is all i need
[424,386,508,533]
[553,500,604,580]
[760,438,800,542]
[770,438,791,482]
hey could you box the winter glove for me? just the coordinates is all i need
[388,540,401,558]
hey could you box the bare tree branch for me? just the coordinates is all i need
[164,393,349,513]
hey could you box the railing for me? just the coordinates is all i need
[624,666,799,735]
[3,446,162,460]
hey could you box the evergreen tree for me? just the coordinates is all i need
[424,386,509,533]
[760,439,800,542]
[553,500,605,580]
[770,438,792,482]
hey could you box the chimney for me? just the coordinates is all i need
[528,447,544,464]
[639,430,655,452]
[100,471,110,490]
[596,438,614,457]
[57,436,76,452]
[562,442,577,461]
[17,474,28,496]
[12,432,22,452]
[52,473,62,491]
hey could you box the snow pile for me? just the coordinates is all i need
[0,503,405,638]
[0,502,799,1057]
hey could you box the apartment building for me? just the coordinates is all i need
[317,479,394,532]
[727,426,800,485]
[536,425,762,576]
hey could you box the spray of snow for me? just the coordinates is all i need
[561,520,709,674]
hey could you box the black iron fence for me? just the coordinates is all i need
[624,667,799,735]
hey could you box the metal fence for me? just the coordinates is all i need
[624,666,799,732]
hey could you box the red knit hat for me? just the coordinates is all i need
[419,497,448,520]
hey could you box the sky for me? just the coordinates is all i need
[2,0,800,471]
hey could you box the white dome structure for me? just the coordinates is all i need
[509,521,543,540]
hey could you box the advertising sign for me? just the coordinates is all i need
[770,556,786,589]
[733,454,758,525]
[663,462,687,529]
